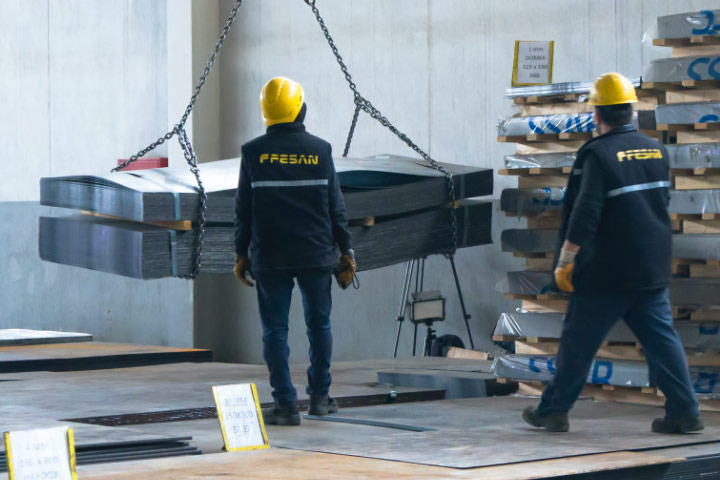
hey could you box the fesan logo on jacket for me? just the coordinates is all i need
[616,149,663,162]
[259,153,319,165]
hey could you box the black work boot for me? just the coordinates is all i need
[522,406,569,432]
[308,394,339,416]
[261,404,301,426]
[652,415,704,434]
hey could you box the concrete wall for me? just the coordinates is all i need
[193,0,714,363]
[0,0,194,346]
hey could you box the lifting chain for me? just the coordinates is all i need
[113,0,243,279]
[303,0,458,254]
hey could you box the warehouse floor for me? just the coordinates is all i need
[3,348,720,479]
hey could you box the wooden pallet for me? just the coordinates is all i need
[515,141,584,155]
[653,35,720,47]
[642,79,720,92]
[515,340,646,362]
[671,213,720,234]
[518,380,720,412]
[499,167,572,176]
[666,88,720,104]
[671,168,720,190]
[512,93,586,106]
[659,123,720,134]
[498,132,593,144]
[496,335,636,347]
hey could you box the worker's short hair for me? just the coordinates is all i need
[595,104,634,128]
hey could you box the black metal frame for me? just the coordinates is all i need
[392,256,475,358]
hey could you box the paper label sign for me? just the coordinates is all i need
[212,383,269,452]
[4,426,77,480]
[512,41,554,86]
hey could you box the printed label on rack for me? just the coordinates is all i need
[4,426,77,480]
[212,383,269,452]
[512,41,554,86]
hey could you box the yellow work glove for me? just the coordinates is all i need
[554,247,577,293]
[334,250,357,290]
[234,255,254,287]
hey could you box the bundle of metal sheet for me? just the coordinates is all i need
[670,189,720,214]
[501,228,558,253]
[40,201,492,279]
[503,144,720,171]
[667,143,720,169]
[491,354,720,394]
[655,10,720,39]
[504,152,576,170]
[40,156,492,222]
[656,103,720,126]
[499,270,720,307]
[673,234,720,260]
[497,111,654,137]
[494,312,720,351]
[500,188,565,216]
[505,78,641,99]
[643,55,720,83]
[0,329,91,346]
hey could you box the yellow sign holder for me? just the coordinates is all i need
[4,427,78,480]
[213,383,269,452]
[512,40,554,87]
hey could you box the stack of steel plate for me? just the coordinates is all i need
[40,155,492,222]
[39,156,493,279]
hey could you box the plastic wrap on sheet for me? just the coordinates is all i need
[670,190,720,215]
[504,153,577,169]
[655,10,720,39]
[501,229,559,253]
[643,55,720,83]
[497,111,653,137]
[497,113,594,136]
[492,354,651,387]
[493,312,636,342]
[656,103,720,126]
[500,188,566,215]
[495,271,553,296]
[673,234,720,260]
[505,78,641,99]
[492,354,720,393]
[493,312,720,351]
[667,143,720,169]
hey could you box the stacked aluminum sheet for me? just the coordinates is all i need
[670,189,720,214]
[40,156,492,222]
[498,269,720,308]
[656,103,720,125]
[500,188,565,216]
[40,202,491,279]
[655,10,720,39]
[492,354,720,394]
[505,78,642,99]
[494,312,720,351]
[497,111,654,137]
[504,152,576,170]
[644,54,720,83]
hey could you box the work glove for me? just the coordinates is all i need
[334,249,358,290]
[554,247,577,293]
[234,255,254,287]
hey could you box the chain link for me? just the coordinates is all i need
[304,0,457,253]
[113,0,243,278]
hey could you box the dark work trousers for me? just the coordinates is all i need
[539,288,699,420]
[255,269,333,406]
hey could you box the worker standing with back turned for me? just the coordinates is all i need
[522,73,703,434]
[234,77,356,426]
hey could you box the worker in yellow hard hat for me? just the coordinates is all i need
[234,77,356,426]
[522,73,703,434]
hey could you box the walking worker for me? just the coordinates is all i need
[522,72,703,434]
[234,76,356,426]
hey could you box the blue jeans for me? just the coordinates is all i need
[539,288,699,419]
[255,269,333,406]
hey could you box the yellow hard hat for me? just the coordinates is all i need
[588,72,638,106]
[260,77,305,126]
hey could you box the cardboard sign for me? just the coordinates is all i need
[4,426,77,480]
[512,41,554,86]
[212,383,269,452]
